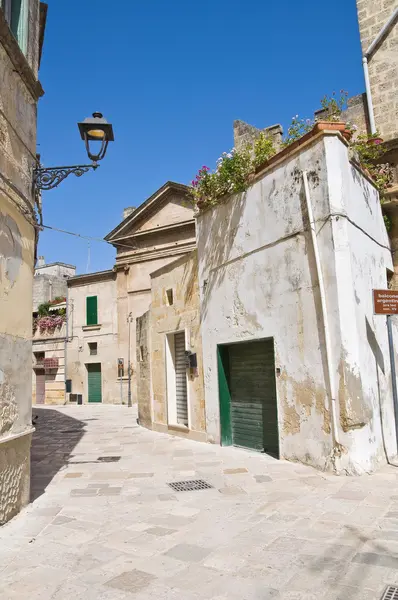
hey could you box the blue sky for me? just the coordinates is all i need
[37,0,364,274]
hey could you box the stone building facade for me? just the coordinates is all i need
[66,270,120,405]
[197,128,396,475]
[136,251,206,441]
[105,181,196,404]
[31,258,75,406]
[33,256,75,312]
[32,307,67,406]
[356,0,398,142]
[0,1,46,524]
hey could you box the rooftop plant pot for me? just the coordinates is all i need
[367,137,384,145]
[314,121,346,134]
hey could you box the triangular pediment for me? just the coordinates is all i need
[105,181,194,242]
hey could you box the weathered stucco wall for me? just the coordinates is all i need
[325,137,396,471]
[197,131,394,474]
[145,251,206,440]
[0,0,42,523]
[67,273,120,404]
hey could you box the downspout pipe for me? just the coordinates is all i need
[302,171,340,449]
[363,7,398,135]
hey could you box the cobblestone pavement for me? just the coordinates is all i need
[1,405,398,599]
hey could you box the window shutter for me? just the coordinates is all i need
[86,296,98,326]
[11,0,28,54]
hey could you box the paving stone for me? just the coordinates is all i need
[90,472,129,480]
[52,515,75,525]
[34,506,62,517]
[219,486,246,495]
[223,468,248,474]
[64,473,83,479]
[352,552,398,568]
[88,483,110,488]
[158,494,177,501]
[8,404,398,599]
[70,489,98,497]
[105,569,155,592]
[98,487,122,496]
[164,543,211,562]
[145,527,176,536]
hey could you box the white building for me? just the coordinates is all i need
[196,127,397,475]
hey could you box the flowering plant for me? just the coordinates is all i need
[283,115,314,146]
[34,315,65,333]
[190,136,275,207]
[351,132,394,193]
[283,90,351,146]
[319,90,349,121]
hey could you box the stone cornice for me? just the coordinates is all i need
[67,269,116,287]
[115,242,196,267]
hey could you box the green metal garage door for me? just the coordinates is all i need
[218,339,279,458]
[87,363,102,403]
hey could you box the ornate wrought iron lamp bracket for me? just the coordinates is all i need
[33,162,99,191]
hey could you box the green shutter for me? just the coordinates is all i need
[86,296,98,325]
[87,363,102,403]
[218,339,279,458]
[218,345,232,446]
[11,0,28,54]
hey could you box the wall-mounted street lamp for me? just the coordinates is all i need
[34,112,114,191]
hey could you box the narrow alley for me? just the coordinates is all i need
[1,406,398,599]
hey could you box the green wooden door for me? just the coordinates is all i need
[219,339,279,458]
[87,363,102,403]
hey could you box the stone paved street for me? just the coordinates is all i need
[1,406,398,599]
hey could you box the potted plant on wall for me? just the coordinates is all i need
[314,90,354,140]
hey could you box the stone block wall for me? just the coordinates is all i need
[0,433,31,525]
[233,120,283,152]
[356,0,398,140]
[136,311,151,428]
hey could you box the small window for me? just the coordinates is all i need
[166,289,173,306]
[1,0,28,54]
[139,345,144,362]
[88,342,97,356]
[86,296,98,325]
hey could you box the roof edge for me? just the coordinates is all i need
[104,181,189,242]
[67,269,116,286]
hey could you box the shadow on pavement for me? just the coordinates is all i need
[30,408,86,502]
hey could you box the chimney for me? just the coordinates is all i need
[233,120,283,151]
[37,256,45,267]
[123,207,135,220]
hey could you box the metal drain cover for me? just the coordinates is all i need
[168,479,213,492]
[97,456,121,463]
[381,586,398,600]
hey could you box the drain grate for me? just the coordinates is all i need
[381,586,398,600]
[97,456,121,463]
[168,479,213,492]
